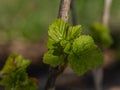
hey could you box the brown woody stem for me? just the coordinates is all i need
[58,0,71,22]
[45,0,71,90]
[102,0,112,26]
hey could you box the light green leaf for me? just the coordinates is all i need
[43,50,64,67]
[72,35,95,54]
[60,40,69,47]
[64,43,71,54]
[67,25,82,40]
[60,40,72,54]
[48,19,69,42]
[68,35,103,76]
[46,38,57,49]
[90,22,113,48]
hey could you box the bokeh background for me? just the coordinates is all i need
[0,0,120,90]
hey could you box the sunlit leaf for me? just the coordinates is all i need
[67,25,82,40]
[48,19,68,42]
[68,35,103,76]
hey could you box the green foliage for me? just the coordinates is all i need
[66,25,82,40]
[48,19,69,42]
[0,54,37,90]
[0,54,30,74]
[43,50,64,67]
[68,36,103,75]
[90,22,113,48]
[43,19,103,75]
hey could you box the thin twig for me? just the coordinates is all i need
[102,0,112,26]
[58,0,71,22]
[45,64,67,90]
[93,1,112,90]
[45,0,71,90]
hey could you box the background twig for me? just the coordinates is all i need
[102,0,112,26]
[58,0,71,22]
[93,0,112,90]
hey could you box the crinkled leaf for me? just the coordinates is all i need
[60,40,69,47]
[68,35,103,76]
[48,19,68,42]
[46,38,57,49]
[60,40,72,54]
[90,22,113,48]
[72,35,95,54]
[44,19,103,76]
[64,43,71,54]
[43,50,64,67]
[67,25,82,40]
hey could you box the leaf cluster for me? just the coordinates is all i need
[43,19,103,76]
[0,54,37,90]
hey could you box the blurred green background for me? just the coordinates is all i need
[0,1,120,89]
[0,0,59,43]
[0,0,120,43]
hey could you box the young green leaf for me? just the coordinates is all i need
[43,50,64,67]
[46,38,57,49]
[68,35,103,76]
[48,19,69,42]
[60,40,69,47]
[67,25,82,40]
[63,42,71,54]
[44,19,103,76]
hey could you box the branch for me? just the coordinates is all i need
[45,64,67,90]
[102,0,112,26]
[45,0,71,90]
[58,0,71,22]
